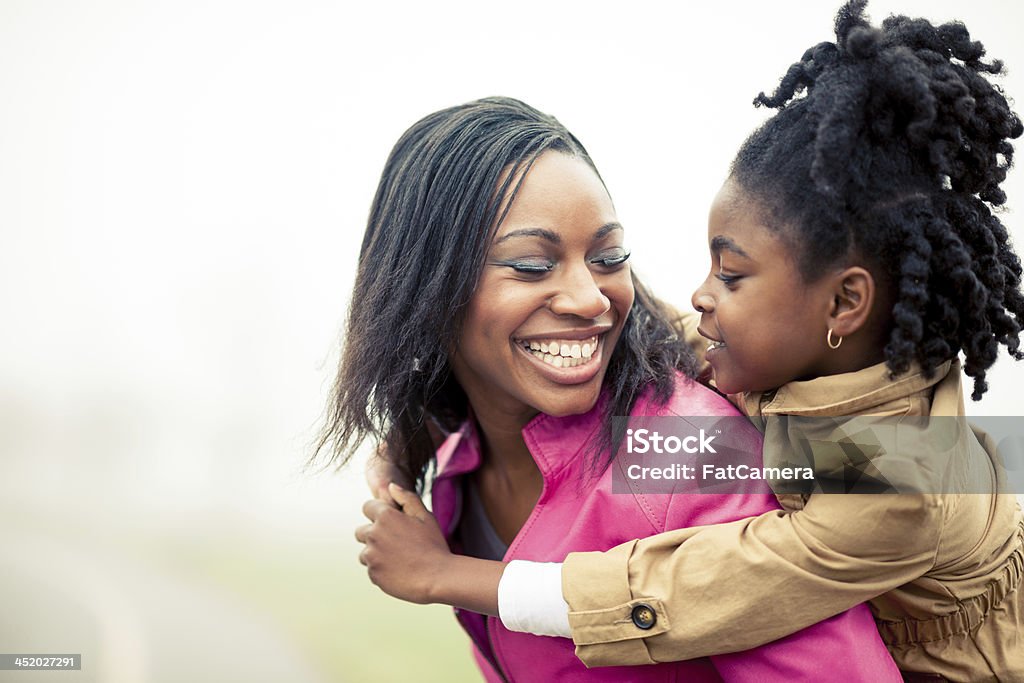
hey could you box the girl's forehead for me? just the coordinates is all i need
[712,178,768,223]
[709,185,783,254]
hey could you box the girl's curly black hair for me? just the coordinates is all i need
[314,97,694,489]
[732,0,1024,399]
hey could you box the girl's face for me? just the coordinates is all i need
[691,179,837,395]
[450,151,634,428]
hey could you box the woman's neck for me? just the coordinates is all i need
[469,397,538,475]
[466,399,543,545]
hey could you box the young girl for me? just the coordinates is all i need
[358,3,1024,681]
[337,96,900,680]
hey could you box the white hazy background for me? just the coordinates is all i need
[2,1,1023,682]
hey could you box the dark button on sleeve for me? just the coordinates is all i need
[630,603,657,630]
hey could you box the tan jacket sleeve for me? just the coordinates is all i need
[563,493,944,667]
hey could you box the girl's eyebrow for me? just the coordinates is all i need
[493,222,623,245]
[710,235,750,259]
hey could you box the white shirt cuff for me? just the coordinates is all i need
[497,560,571,637]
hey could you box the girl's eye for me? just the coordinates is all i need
[590,249,631,268]
[715,272,742,287]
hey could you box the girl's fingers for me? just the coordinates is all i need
[362,498,392,521]
[389,482,428,520]
[377,485,397,507]
[354,523,372,544]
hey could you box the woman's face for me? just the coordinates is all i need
[450,151,635,428]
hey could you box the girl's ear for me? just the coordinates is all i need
[826,266,875,337]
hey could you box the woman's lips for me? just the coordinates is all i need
[514,334,606,384]
[519,335,599,368]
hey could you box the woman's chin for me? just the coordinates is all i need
[531,388,602,418]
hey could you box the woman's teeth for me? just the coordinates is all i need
[522,336,598,368]
[707,341,726,352]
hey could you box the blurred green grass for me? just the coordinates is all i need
[5,504,481,683]
[130,527,482,683]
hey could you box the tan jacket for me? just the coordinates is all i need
[563,315,1024,681]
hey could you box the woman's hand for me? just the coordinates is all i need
[356,483,453,604]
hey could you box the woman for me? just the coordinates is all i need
[330,96,898,680]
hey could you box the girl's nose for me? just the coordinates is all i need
[691,280,715,314]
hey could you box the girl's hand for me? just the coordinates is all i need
[365,444,417,506]
[355,483,452,604]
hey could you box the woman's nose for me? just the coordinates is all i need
[548,266,612,319]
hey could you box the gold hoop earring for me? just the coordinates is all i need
[827,328,843,350]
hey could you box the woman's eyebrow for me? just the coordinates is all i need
[710,235,750,258]
[494,228,560,245]
[593,222,623,239]
[493,222,622,246]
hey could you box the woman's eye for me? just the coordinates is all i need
[495,259,555,274]
[590,249,631,268]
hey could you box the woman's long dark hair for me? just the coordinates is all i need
[314,97,694,489]
[732,0,1023,399]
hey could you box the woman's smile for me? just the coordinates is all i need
[512,331,607,383]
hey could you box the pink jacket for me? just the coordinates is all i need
[430,374,900,682]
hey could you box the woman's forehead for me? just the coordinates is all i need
[491,152,616,240]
